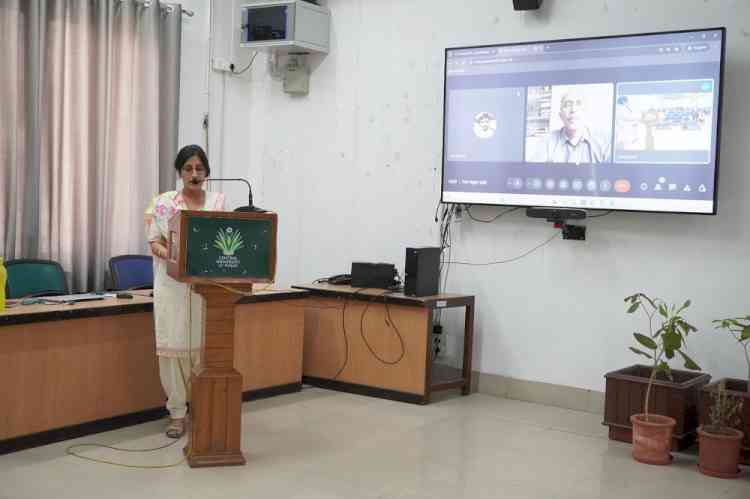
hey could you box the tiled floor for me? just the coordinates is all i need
[1,388,748,499]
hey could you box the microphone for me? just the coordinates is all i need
[204,178,266,212]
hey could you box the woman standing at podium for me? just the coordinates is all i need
[146,145,225,438]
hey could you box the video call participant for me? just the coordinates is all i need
[530,90,610,164]
[473,112,497,139]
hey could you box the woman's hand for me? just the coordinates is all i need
[150,241,169,260]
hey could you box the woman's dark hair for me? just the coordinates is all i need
[174,144,210,176]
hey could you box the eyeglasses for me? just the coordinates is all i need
[181,165,206,175]
[561,99,585,110]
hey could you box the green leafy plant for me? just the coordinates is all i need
[705,381,743,435]
[712,315,750,393]
[625,293,701,418]
[213,227,245,256]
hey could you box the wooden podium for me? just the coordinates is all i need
[167,210,277,467]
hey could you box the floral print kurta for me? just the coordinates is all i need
[146,190,225,357]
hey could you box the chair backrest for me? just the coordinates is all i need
[109,255,153,290]
[5,259,69,299]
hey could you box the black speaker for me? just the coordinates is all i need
[350,262,397,289]
[513,0,543,10]
[404,247,441,297]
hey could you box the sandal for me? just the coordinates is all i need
[166,418,186,439]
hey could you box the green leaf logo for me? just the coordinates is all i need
[213,227,245,256]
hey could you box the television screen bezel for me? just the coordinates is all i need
[440,27,726,216]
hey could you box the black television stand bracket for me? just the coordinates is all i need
[525,207,587,241]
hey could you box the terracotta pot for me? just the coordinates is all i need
[697,426,744,479]
[630,414,676,465]
[699,379,750,465]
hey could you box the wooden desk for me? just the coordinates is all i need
[0,288,308,454]
[293,283,475,404]
[0,293,163,452]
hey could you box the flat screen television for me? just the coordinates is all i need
[441,28,726,215]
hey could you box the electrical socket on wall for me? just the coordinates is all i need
[432,324,443,359]
[212,57,233,73]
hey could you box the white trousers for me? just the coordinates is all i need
[158,356,192,419]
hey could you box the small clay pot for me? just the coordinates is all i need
[697,426,744,479]
[630,414,676,465]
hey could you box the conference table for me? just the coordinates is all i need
[0,288,308,454]
[0,283,476,454]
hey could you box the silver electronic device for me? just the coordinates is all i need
[40,293,107,304]
[239,0,330,54]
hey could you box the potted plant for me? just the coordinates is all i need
[603,293,708,465]
[713,316,750,388]
[699,315,750,465]
[697,382,744,478]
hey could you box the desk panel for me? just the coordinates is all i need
[0,311,163,440]
[303,296,429,396]
[235,298,305,394]
[296,283,475,404]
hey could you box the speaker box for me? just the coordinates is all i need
[404,247,441,297]
[513,0,543,10]
[350,262,397,289]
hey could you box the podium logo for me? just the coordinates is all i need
[213,227,245,256]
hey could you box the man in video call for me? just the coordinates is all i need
[473,112,497,139]
[532,90,610,164]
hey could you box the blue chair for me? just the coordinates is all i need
[109,255,153,290]
[5,259,69,299]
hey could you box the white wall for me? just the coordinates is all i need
[187,0,750,392]
[178,0,211,150]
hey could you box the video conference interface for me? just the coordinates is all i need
[442,29,724,214]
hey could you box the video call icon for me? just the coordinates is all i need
[614,179,631,193]
[558,179,570,191]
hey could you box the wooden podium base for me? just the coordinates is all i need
[185,284,253,468]
[185,366,246,467]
